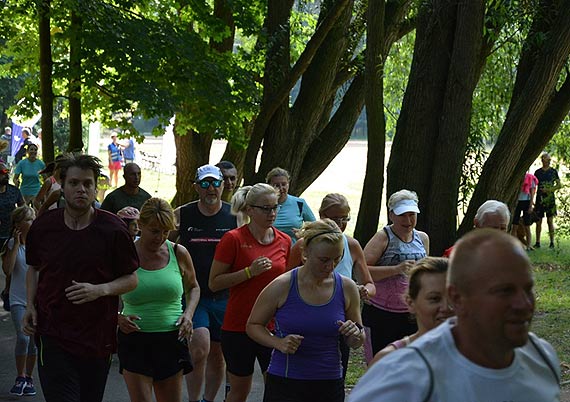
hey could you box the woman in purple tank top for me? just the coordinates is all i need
[247,219,364,402]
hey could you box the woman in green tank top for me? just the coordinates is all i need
[118,198,200,402]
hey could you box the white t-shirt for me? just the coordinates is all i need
[349,318,560,402]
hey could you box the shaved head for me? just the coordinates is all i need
[448,229,529,293]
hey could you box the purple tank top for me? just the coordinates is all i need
[268,269,345,380]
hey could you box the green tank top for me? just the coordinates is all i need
[122,241,183,332]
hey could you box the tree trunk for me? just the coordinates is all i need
[387,0,486,255]
[38,0,54,162]
[171,125,213,207]
[459,1,570,236]
[68,9,83,152]
[354,0,386,247]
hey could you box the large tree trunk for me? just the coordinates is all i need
[68,8,83,152]
[354,0,386,246]
[387,0,485,255]
[38,0,54,162]
[459,0,570,236]
[171,125,213,207]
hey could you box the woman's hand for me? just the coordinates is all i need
[250,256,273,277]
[118,314,141,334]
[13,229,21,247]
[397,260,415,275]
[176,313,194,340]
[337,320,365,348]
[358,285,370,301]
[276,334,304,354]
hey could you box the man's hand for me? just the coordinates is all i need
[65,280,105,304]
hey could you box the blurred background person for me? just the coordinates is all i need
[266,167,315,243]
[1,206,37,396]
[13,144,45,205]
[534,152,561,248]
[216,161,238,203]
[107,133,123,188]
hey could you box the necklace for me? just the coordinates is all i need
[64,207,93,230]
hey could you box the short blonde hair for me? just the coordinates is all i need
[265,167,290,183]
[319,193,350,216]
[139,197,176,231]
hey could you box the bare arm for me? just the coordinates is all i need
[65,272,138,305]
[364,231,407,281]
[338,276,365,348]
[176,244,200,339]
[286,238,304,271]
[33,179,53,210]
[23,266,40,335]
[37,189,60,217]
[168,206,182,242]
[13,173,20,188]
[418,231,430,255]
[347,236,376,299]
[209,256,272,292]
[246,274,304,354]
[1,235,18,276]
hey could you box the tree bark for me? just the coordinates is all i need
[354,0,386,247]
[38,0,54,162]
[459,0,570,235]
[68,8,83,152]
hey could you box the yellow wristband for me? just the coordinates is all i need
[244,266,252,279]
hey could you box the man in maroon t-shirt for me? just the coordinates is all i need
[23,154,139,402]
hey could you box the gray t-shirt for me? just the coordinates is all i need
[7,239,29,307]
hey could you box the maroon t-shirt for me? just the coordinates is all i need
[26,208,139,358]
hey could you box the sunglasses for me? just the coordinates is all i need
[197,179,222,189]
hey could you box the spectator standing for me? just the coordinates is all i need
[349,229,560,401]
[511,172,538,251]
[122,137,136,164]
[22,154,139,402]
[171,164,237,402]
[1,206,38,396]
[101,163,151,214]
[0,126,12,163]
[209,183,291,402]
[0,162,25,245]
[13,144,46,205]
[534,152,561,248]
[107,133,123,187]
[266,167,315,243]
[14,128,34,164]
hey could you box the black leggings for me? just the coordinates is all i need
[362,304,417,355]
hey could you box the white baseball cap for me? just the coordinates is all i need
[196,164,222,181]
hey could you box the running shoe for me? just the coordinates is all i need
[23,377,36,396]
[10,376,27,396]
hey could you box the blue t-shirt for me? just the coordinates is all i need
[274,195,315,243]
[14,158,46,196]
[123,139,135,160]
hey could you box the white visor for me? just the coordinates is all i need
[391,199,420,215]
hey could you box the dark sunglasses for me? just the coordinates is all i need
[197,179,222,189]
